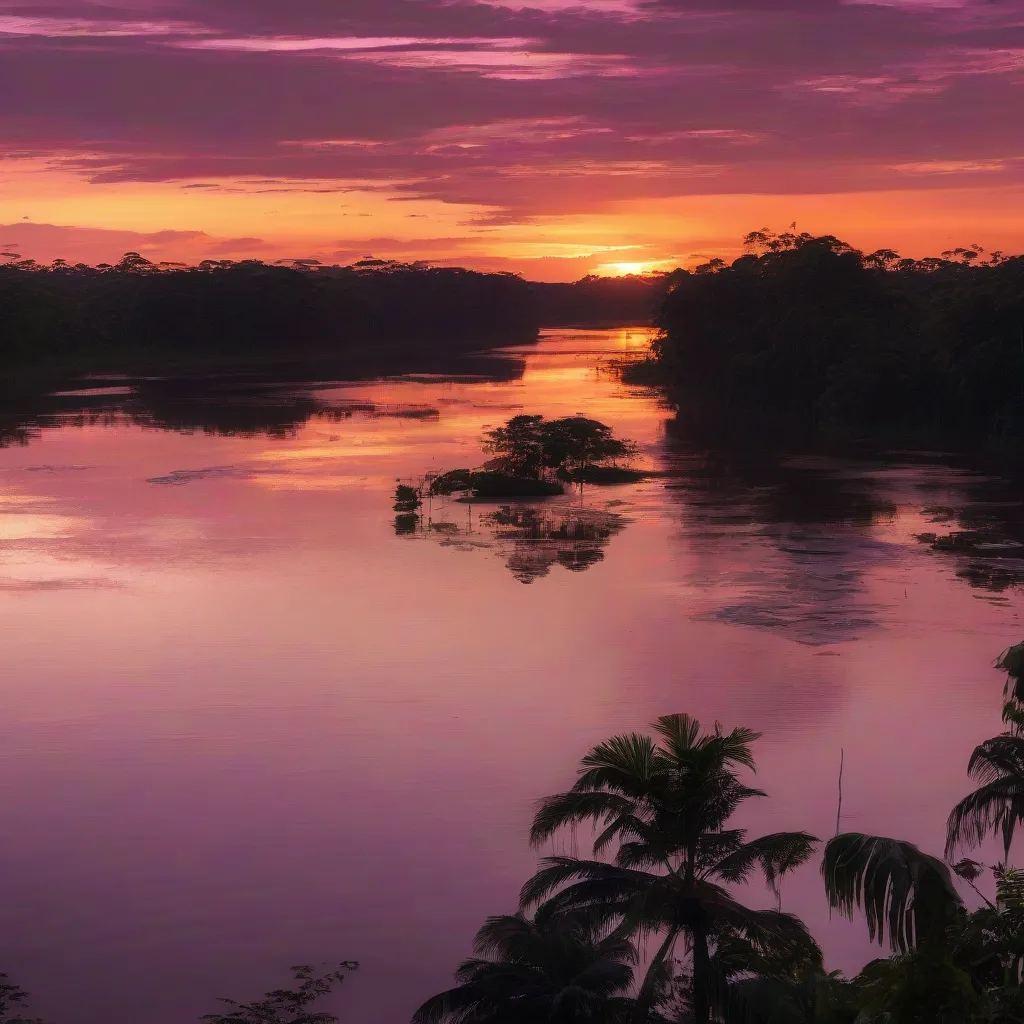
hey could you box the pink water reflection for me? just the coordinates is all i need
[0,329,1020,1023]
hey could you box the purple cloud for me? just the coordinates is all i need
[0,0,1021,231]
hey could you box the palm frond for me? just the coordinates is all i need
[416,907,639,1024]
[1001,699,1024,734]
[519,857,656,910]
[411,983,479,1024]
[694,830,747,871]
[652,715,761,774]
[651,714,703,755]
[615,841,673,871]
[472,915,541,961]
[727,910,823,973]
[713,832,819,895]
[945,724,1024,858]
[574,734,661,796]
[946,776,1024,860]
[822,833,961,952]
[531,791,638,848]
[595,815,661,857]
[967,733,1024,784]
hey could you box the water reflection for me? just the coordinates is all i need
[0,350,526,448]
[657,443,1024,643]
[1,328,1024,1024]
[396,501,627,584]
[914,476,1024,593]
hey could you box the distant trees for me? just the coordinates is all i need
[530,275,669,326]
[642,230,1024,444]
[0,259,541,374]
[0,256,670,378]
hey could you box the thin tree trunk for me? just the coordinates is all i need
[631,928,678,1024]
[692,928,711,1024]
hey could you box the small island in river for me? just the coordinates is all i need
[396,413,647,511]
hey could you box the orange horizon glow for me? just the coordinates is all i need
[3,1,1023,280]
[4,173,1024,281]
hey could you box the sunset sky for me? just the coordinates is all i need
[2,0,1023,278]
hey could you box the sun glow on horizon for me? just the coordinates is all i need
[593,259,675,277]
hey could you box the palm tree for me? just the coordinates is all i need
[412,908,638,1024]
[947,643,1024,861]
[519,714,819,1024]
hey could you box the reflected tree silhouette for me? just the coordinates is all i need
[662,435,1024,642]
[394,501,627,584]
[662,442,900,645]
[0,352,526,448]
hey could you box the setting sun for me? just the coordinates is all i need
[594,260,669,277]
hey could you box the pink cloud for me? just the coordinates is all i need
[178,35,537,53]
[0,14,208,37]
[0,0,1022,261]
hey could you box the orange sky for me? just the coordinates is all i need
[2,0,1023,278]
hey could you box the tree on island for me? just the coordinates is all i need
[422,414,639,501]
[482,415,636,481]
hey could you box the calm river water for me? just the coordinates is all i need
[1,328,1023,1023]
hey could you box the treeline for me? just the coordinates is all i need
[0,254,668,376]
[638,231,1024,444]
[531,273,668,326]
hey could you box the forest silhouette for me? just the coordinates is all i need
[6,234,1024,452]
[0,254,665,376]
[635,231,1024,445]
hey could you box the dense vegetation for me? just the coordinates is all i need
[0,963,359,1024]
[0,255,667,376]
[637,231,1024,445]
[6,642,1024,1022]
[413,639,1024,1024]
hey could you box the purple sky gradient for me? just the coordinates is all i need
[1,0,1022,275]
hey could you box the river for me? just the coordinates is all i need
[1,327,1022,1023]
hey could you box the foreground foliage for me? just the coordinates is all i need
[412,911,637,1024]
[522,714,819,1024]
[8,644,1024,1022]
[416,642,1024,1024]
